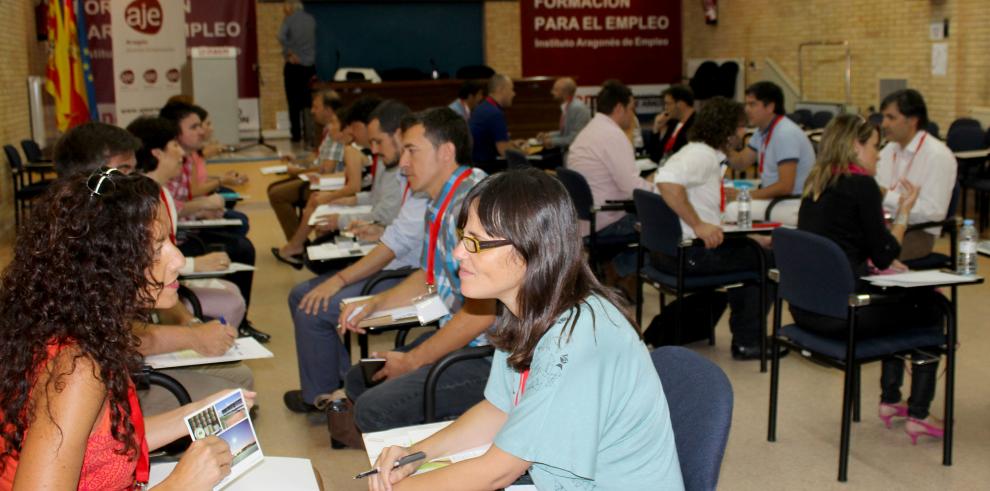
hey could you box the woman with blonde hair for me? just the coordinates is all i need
[796,113,946,443]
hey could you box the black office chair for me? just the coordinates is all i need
[810,111,834,130]
[632,190,769,370]
[946,125,988,227]
[926,121,941,140]
[20,139,52,165]
[789,109,813,128]
[867,112,883,127]
[947,117,981,134]
[504,149,531,170]
[652,346,733,491]
[5,144,52,228]
[423,345,496,422]
[768,228,954,482]
[555,168,636,277]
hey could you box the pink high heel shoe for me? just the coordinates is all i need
[878,402,908,429]
[905,417,944,444]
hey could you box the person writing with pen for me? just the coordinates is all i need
[366,169,683,490]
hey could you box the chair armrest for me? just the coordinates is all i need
[604,199,636,213]
[423,345,495,422]
[360,267,415,296]
[593,203,630,213]
[847,292,903,308]
[177,284,204,319]
[24,163,53,172]
[764,194,801,221]
[134,366,192,405]
[768,268,780,283]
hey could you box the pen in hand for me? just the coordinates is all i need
[354,451,426,479]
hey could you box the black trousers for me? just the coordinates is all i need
[790,288,944,419]
[283,62,316,141]
[652,239,770,347]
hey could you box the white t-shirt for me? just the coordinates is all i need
[875,130,957,236]
[653,142,726,239]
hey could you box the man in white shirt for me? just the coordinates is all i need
[653,97,780,361]
[875,89,957,260]
[567,80,654,290]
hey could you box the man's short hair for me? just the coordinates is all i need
[53,122,141,177]
[400,107,472,165]
[341,96,383,126]
[881,89,929,131]
[311,88,343,111]
[458,79,487,100]
[596,79,633,115]
[159,101,199,123]
[745,81,785,115]
[370,100,412,134]
[126,117,180,173]
[661,85,694,107]
[487,74,512,96]
[190,105,208,122]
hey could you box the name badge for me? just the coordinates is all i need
[413,291,450,324]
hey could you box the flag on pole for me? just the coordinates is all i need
[46,0,94,131]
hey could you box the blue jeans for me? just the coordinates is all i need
[288,273,402,404]
[345,331,492,432]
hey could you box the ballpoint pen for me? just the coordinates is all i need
[354,451,426,479]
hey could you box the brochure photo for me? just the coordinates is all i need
[184,389,263,489]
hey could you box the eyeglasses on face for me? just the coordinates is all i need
[87,167,122,197]
[456,228,512,254]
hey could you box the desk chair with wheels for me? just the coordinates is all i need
[768,228,954,482]
[555,167,637,277]
[652,346,733,491]
[632,189,769,370]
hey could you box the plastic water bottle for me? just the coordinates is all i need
[957,219,978,275]
[737,185,752,229]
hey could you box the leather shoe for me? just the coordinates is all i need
[283,390,320,413]
[731,343,789,360]
[238,320,271,343]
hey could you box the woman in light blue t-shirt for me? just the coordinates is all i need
[369,169,683,491]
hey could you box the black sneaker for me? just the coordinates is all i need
[238,320,271,343]
[731,343,790,361]
[283,390,319,413]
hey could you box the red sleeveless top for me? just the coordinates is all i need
[0,341,148,490]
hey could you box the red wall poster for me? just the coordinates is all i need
[520,0,682,86]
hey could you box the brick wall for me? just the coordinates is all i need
[485,1,522,77]
[256,1,288,133]
[0,1,47,243]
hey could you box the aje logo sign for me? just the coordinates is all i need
[125,0,164,35]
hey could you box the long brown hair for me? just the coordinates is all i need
[0,171,162,469]
[456,169,636,372]
[803,114,878,200]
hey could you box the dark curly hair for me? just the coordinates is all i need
[0,170,163,471]
[688,96,746,151]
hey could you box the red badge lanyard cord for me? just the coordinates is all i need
[401,182,411,205]
[369,153,378,181]
[758,115,785,175]
[514,369,530,407]
[425,168,473,287]
[159,188,176,244]
[890,133,927,192]
[663,122,685,154]
[486,96,500,109]
[127,386,150,488]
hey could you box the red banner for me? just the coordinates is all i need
[80,0,258,125]
[520,0,682,85]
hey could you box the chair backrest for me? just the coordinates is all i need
[455,64,495,80]
[925,121,940,140]
[946,125,985,152]
[810,111,834,129]
[948,117,982,134]
[633,189,683,257]
[652,346,733,491]
[4,144,22,171]
[504,149,530,170]
[20,140,43,163]
[866,112,883,127]
[772,228,855,319]
[555,167,595,221]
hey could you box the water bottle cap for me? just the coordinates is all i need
[735,181,752,191]
[964,219,974,226]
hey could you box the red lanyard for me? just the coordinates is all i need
[890,133,927,192]
[758,115,785,175]
[426,168,473,286]
[127,384,149,488]
[486,96,500,110]
[514,369,530,406]
[159,188,176,244]
[401,182,411,205]
[663,122,685,154]
[369,153,378,181]
[847,163,870,176]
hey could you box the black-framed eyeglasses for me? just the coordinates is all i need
[457,229,512,254]
[87,167,121,197]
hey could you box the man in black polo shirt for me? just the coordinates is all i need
[469,73,525,173]
[647,84,696,164]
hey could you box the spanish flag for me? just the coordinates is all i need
[46,0,96,131]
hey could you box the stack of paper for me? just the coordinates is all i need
[863,270,981,288]
[259,165,288,175]
[298,174,345,191]
[177,218,243,228]
[364,422,491,473]
[149,457,320,490]
[306,242,376,261]
[180,262,255,279]
[143,337,274,369]
[307,204,374,225]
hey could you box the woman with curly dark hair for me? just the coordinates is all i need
[0,169,249,490]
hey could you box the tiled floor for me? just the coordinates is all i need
[7,148,989,490]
